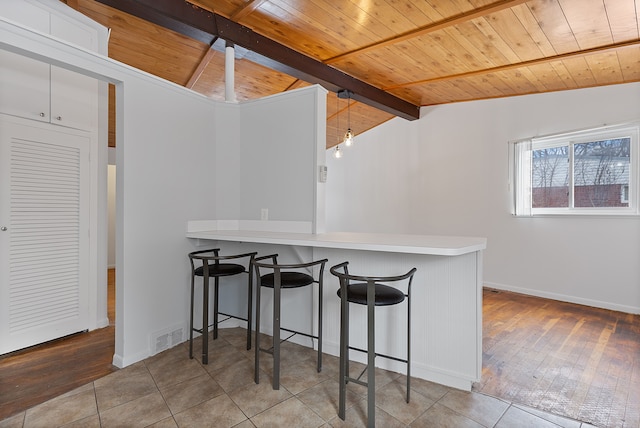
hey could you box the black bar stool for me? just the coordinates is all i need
[188,249,257,364]
[252,254,328,390]
[330,261,416,428]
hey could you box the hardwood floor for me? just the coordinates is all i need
[0,269,117,421]
[1,277,639,426]
[474,288,640,427]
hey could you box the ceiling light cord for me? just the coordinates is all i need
[344,91,353,146]
[339,90,355,147]
[334,90,355,158]
[334,91,342,158]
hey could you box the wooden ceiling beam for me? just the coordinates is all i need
[212,14,419,120]
[93,0,218,44]
[325,0,529,64]
[383,38,640,93]
[230,0,268,21]
[94,0,421,120]
[185,46,218,88]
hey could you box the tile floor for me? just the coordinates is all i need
[0,328,598,428]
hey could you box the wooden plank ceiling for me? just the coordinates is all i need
[62,0,640,149]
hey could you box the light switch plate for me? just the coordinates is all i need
[319,165,327,183]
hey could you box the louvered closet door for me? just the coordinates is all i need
[0,117,90,355]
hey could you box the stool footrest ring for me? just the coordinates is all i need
[347,345,408,364]
[257,329,320,355]
[280,327,319,342]
[345,376,369,388]
[217,311,249,323]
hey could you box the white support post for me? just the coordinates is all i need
[225,41,236,103]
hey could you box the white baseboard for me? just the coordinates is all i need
[94,317,109,329]
[112,348,149,368]
[112,354,124,368]
[484,281,640,315]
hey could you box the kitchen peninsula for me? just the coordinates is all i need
[187,225,486,390]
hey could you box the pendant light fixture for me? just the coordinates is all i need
[338,90,355,147]
[334,92,343,158]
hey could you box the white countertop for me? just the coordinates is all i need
[186,229,486,256]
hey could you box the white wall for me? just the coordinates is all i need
[2,17,326,366]
[116,82,326,365]
[240,91,319,222]
[326,83,640,314]
[107,164,115,268]
[116,78,219,365]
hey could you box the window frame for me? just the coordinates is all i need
[511,122,640,217]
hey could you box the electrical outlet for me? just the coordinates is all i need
[261,208,268,221]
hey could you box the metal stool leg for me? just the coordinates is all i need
[366,281,375,428]
[317,276,323,373]
[272,273,281,390]
[254,274,262,384]
[345,303,350,390]
[213,277,219,340]
[338,286,348,420]
[202,274,210,365]
[189,272,195,359]
[407,292,411,403]
[246,270,253,350]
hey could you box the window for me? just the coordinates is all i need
[512,123,639,216]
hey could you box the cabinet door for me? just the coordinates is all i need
[0,117,90,355]
[0,0,51,122]
[0,52,50,122]
[50,14,99,130]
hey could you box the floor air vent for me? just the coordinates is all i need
[151,326,184,355]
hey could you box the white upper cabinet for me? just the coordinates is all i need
[49,13,99,130]
[0,0,101,130]
[0,1,51,124]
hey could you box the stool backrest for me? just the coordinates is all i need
[330,261,416,295]
[188,248,257,275]
[251,254,328,283]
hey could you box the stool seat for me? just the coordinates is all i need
[195,263,245,277]
[260,272,314,288]
[337,283,405,306]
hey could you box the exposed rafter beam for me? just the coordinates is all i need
[325,0,529,64]
[185,41,218,88]
[94,0,421,120]
[229,0,268,21]
[383,38,640,92]
[284,79,307,92]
